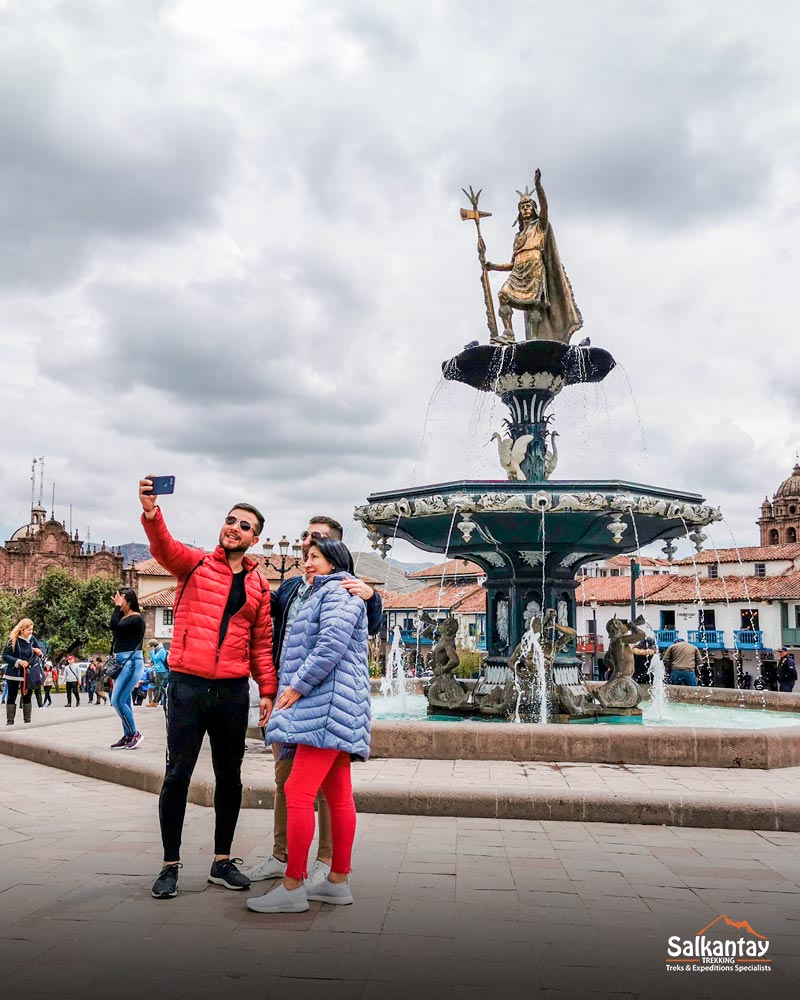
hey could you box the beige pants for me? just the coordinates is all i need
[271,743,332,859]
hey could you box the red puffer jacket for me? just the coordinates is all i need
[142,509,277,697]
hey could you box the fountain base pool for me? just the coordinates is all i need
[369,688,800,768]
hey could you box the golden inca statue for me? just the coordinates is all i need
[462,169,583,346]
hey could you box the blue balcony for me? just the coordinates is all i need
[654,629,678,648]
[399,629,434,646]
[734,629,764,650]
[688,630,726,649]
[475,635,487,651]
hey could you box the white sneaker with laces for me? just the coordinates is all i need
[305,858,332,888]
[244,854,287,882]
[246,882,308,913]
[306,876,353,906]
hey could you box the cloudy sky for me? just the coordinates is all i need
[0,0,798,563]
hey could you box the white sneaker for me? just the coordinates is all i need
[246,882,308,913]
[306,876,353,906]
[305,858,332,888]
[244,854,287,882]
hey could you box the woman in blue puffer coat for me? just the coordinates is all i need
[248,536,370,915]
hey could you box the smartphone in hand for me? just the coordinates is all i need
[146,475,176,495]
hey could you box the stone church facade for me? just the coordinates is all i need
[0,503,124,590]
[758,464,800,547]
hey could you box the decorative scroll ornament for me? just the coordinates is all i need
[483,552,505,568]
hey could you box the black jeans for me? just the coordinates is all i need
[159,672,249,861]
[43,685,52,706]
[65,681,80,706]
[5,680,31,705]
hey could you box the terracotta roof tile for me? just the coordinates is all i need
[133,557,173,576]
[406,559,484,580]
[576,570,800,604]
[382,582,485,611]
[139,586,177,608]
[672,543,800,565]
[574,575,673,605]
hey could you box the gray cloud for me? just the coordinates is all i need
[1,0,799,559]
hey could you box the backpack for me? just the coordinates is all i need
[27,657,45,688]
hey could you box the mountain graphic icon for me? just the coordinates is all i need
[696,915,767,940]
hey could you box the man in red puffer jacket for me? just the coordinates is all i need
[139,478,276,901]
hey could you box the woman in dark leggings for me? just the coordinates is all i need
[108,589,146,749]
[2,618,44,725]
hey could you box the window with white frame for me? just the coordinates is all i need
[162,609,174,626]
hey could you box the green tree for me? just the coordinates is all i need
[0,589,27,647]
[22,570,119,655]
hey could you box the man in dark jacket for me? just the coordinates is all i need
[245,515,382,888]
[777,647,797,693]
[139,478,277,901]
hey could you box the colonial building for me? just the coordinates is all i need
[758,463,800,546]
[0,503,123,590]
[382,560,488,651]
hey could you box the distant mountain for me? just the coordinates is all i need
[85,542,151,564]
[351,552,434,594]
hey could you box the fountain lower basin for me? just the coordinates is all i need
[369,688,800,768]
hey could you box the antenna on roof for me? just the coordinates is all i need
[51,483,55,520]
[38,457,45,505]
[30,457,36,508]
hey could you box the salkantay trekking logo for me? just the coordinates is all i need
[666,915,771,974]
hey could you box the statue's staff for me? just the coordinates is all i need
[460,186,499,342]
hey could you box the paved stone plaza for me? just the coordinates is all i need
[0,709,799,999]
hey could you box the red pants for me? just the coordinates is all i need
[284,745,356,881]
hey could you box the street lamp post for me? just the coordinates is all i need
[262,534,303,584]
[590,599,598,680]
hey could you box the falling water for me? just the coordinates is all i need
[647,650,669,721]
[515,623,549,725]
[379,626,411,713]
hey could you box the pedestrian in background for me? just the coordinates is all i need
[2,618,44,725]
[42,663,53,707]
[84,661,97,704]
[148,640,170,707]
[777,647,797,693]
[108,588,146,749]
[663,637,701,686]
[94,657,109,705]
[63,657,82,707]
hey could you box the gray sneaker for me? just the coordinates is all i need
[306,877,353,905]
[305,858,331,888]
[244,854,287,882]
[247,882,309,913]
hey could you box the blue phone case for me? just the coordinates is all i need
[148,476,175,495]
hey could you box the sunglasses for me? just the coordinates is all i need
[301,530,327,541]
[224,516,256,533]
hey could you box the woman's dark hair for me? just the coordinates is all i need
[120,588,141,613]
[311,537,354,575]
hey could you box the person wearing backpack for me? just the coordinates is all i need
[138,479,277,901]
[2,619,44,725]
[777,647,797,693]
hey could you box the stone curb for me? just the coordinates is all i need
[1,729,799,831]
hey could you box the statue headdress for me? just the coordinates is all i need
[514,186,538,225]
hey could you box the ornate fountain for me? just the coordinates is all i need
[355,170,721,721]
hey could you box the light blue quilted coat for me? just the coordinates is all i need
[266,572,371,760]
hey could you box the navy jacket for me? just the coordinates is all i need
[271,575,382,668]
